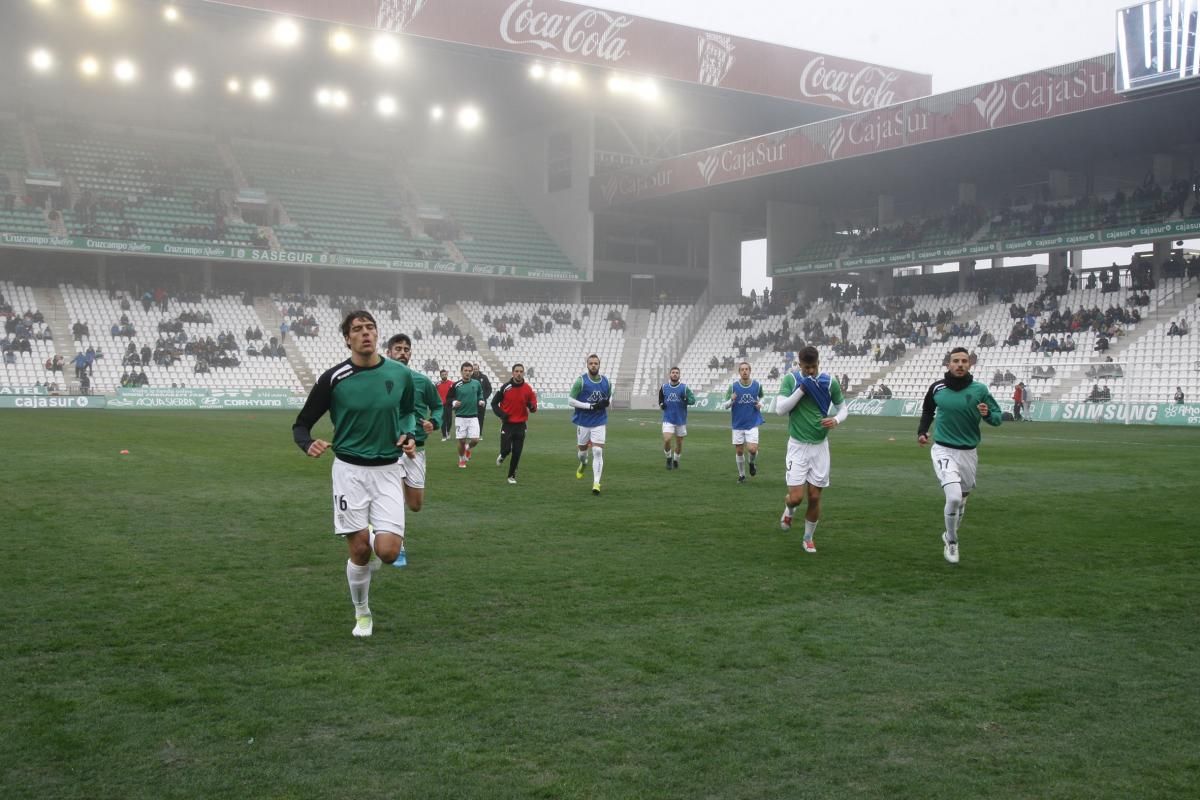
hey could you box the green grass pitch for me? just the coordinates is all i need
[1,409,1197,799]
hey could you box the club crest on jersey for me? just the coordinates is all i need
[385,380,395,395]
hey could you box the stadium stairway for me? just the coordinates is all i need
[31,286,77,389]
[254,297,314,390]
[613,308,649,408]
[1047,276,1196,401]
[443,304,507,379]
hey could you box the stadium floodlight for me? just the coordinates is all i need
[29,48,54,73]
[329,29,355,53]
[637,79,659,102]
[429,104,444,121]
[330,89,349,109]
[162,5,179,22]
[376,95,399,117]
[172,67,195,91]
[529,63,545,80]
[456,105,482,130]
[84,0,116,18]
[79,55,101,78]
[271,18,301,47]
[607,74,630,93]
[315,87,331,106]
[371,34,401,65]
[113,58,137,83]
[250,77,272,100]
[549,65,565,85]
[566,68,582,87]
[226,77,241,94]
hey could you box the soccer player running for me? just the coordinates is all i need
[774,346,847,554]
[492,363,538,484]
[292,310,418,637]
[385,333,443,517]
[721,361,764,483]
[658,366,696,470]
[567,353,612,495]
[917,346,1002,564]
[447,362,485,468]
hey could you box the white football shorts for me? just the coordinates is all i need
[732,427,760,446]
[785,437,831,488]
[402,447,426,489]
[455,416,481,440]
[576,424,607,446]
[661,422,687,437]
[931,443,978,493]
[331,458,406,536]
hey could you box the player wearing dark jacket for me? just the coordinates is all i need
[492,364,538,483]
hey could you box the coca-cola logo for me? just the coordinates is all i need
[500,0,632,62]
[799,57,899,109]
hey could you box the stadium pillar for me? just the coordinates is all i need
[958,259,975,291]
[1048,169,1071,200]
[484,280,497,303]
[203,261,213,292]
[1048,250,1069,287]
[708,211,742,302]
[302,267,312,295]
[392,272,402,299]
[564,283,581,303]
[874,267,894,296]
[1151,240,1170,284]
[96,255,107,290]
[1152,153,1175,188]
[878,195,895,226]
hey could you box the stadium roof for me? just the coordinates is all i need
[591,53,1200,215]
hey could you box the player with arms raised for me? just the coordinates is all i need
[917,346,1002,564]
[292,311,417,637]
[774,346,847,553]
[568,354,612,495]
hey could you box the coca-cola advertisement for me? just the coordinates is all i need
[213,0,931,110]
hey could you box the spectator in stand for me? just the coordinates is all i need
[1174,386,1185,404]
[280,321,289,342]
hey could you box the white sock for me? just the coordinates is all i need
[944,483,964,543]
[578,450,588,465]
[672,452,680,464]
[784,503,798,517]
[592,446,604,483]
[804,519,818,541]
[735,454,745,477]
[664,447,672,458]
[346,560,371,616]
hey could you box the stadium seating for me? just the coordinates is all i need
[632,305,691,395]
[458,301,626,391]
[273,295,484,383]
[233,141,446,262]
[0,117,51,237]
[0,282,60,389]
[39,122,260,247]
[407,161,573,272]
[60,284,302,393]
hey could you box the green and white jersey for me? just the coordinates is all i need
[448,377,484,413]
[292,357,417,465]
[778,371,844,443]
[408,369,444,445]
[917,377,1002,449]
